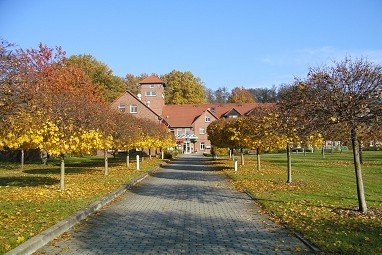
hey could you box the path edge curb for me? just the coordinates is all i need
[243,190,321,253]
[5,164,163,255]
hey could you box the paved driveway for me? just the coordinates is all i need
[36,154,313,254]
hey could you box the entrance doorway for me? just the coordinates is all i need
[183,141,191,154]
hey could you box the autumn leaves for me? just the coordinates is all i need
[0,41,175,187]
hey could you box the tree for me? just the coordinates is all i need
[278,57,382,213]
[0,40,65,168]
[204,87,215,103]
[214,87,230,103]
[161,70,206,104]
[18,44,106,189]
[66,54,126,102]
[228,86,255,103]
[247,85,278,103]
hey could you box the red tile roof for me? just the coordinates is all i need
[162,103,273,127]
[139,75,165,84]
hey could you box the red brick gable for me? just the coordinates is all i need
[109,90,169,125]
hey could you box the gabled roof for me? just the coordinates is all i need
[191,109,218,125]
[162,103,270,127]
[139,75,165,85]
[110,90,169,126]
[223,108,241,117]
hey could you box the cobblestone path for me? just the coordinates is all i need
[36,154,312,254]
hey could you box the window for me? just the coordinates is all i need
[205,116,211,122]
[199,128,205,135]
[177,128,182,136]
[145,91,157,97]
[185,128,191,136]
[200,142,205,150]
[130,104,137,113]
[229,115,238,118]
[149,84,155,88]
[211,107,216,112]
[118,104,126,112]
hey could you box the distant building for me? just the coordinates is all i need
[110,75,271,154]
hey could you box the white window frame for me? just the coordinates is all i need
[205,116,211,122]
[199,128,205,135]
[177,128,182,136]
[145,91,157,97]
[130,104,138,113]
[185,128,191,136]
[200,142,205,150]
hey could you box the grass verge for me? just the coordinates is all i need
[0,155,164,254]
[215,151,382,254]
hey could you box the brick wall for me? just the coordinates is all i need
[110,92,160,123]
[139,84,165,116]
[192,111,217,153]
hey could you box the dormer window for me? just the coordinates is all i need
[149,84,155,88]
[211,107,216,112]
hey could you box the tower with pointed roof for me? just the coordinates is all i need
[138,75,166,116]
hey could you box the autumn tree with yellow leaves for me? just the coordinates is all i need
[1,40,175,191]
[278,57,382,213]
[228,86,255,103]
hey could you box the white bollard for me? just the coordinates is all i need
[234,159,238,172]
[136,155,140,170]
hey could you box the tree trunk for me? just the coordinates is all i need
[287,143,292,183]
[104,149,108,176]
[20,149,24,170]
[359,141,363,164]
[161,150,164,159]
[60,154,65,190]
[351,128,367,213]
[256,148,261,171]
[303,148,306,156]
[240,148,244,165]
[149,148,152,160]
[229,148,232,159]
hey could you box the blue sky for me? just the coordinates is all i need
[1,0,381,90]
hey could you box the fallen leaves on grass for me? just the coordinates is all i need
[0,158,162,254]
[233,178,317,193]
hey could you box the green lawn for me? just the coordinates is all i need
[0,155,164,254]
[218,150,382,254]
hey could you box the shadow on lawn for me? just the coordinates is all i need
[0,176,59,187]
[23,167,101,175]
